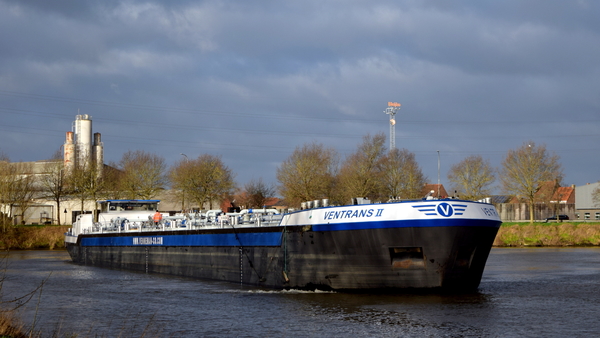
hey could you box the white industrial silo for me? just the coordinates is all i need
[75,114,92,167]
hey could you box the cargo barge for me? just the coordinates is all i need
[65,198,501,291]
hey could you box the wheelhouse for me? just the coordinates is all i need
[98,200,159,213]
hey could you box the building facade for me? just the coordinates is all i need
[575,182,600,221]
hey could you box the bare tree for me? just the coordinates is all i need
[118,150,167,199]
[101,162,126,200]
[239,178,276,209]
[39,159,70,225]
[0,160,35,228]
[379,148,427,200]
[0,152,10,230]
[68,162,108,217]
[276,142,338,208]
[169,154,235,210]
[447,155,495,201]
[337,133,387,203]
[500,141,563,223]
[0,158,13,230]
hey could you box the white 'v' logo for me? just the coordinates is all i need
[436,203,454,217]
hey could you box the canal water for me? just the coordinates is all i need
[3,248,600,337]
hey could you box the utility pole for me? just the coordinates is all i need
[437,150,441,198]
[384,102,401,150]
[180,153,188,211]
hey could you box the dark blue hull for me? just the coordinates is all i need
[66,220,500,291]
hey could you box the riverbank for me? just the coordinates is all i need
[0,225,68,250]
[494,222,600,247]
[2,223,600,250]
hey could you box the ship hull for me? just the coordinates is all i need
[66,220,499,291]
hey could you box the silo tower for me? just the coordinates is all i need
[75,114,93,168]
[63,114,104,175]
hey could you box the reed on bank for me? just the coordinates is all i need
[0,311,27,338]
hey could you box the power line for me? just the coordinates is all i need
[0,90,380,123]
[1,90,599,125]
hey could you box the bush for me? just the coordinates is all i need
[494,223,600,247]
[0,226,69,250]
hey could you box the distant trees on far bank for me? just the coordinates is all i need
[448,155,495,201]
[337,133,387,203]
[117,150,168,200]
[0,134,569,226]
[0,156,35,231]
[276,142,338,207]
[380,148,427,200]
[276,136,565,223]
[239,178,277,209]
[169,154,235,210]
[277,133,428,207]
[500,141,563,223]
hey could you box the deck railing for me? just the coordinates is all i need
[80,213,284,234]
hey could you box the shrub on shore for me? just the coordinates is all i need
[0,225,69,250]
[494,223,600,247]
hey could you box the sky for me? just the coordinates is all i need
[1,0,599,194]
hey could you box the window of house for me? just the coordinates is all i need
[585,213,590,220]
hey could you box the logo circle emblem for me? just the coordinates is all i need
[437,203,454,217]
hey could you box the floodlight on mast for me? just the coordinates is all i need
[384,102,401,149]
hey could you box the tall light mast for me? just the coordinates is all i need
[384,102,401,149]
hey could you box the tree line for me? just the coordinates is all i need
[277,135,568,225]
[276,134,427,206]
[1,133,589,227]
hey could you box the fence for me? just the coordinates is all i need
[494,203,576,222]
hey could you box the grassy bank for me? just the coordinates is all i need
[0,225,69,250]
[494,222,600,247]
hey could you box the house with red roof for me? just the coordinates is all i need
[420,184,449,199]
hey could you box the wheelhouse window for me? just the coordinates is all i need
[100,201,158,213]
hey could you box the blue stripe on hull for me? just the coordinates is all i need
[81,232,283,247]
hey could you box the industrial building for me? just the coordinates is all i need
[1,115,104,225]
